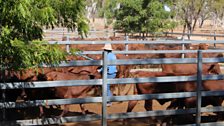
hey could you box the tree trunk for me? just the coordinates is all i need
[199,19,205,28]
[192,18,198,31]
[182,23,187,39]
[187,22,192,40]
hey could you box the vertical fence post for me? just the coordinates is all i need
[196,50,202,126]
[213,31,216,48]
[66,35,70,53]
[1,68,6,120]
[181,43,185,58]
[102,50,108,126]
[181,38,185,58]
[125,36,129,56]
[105,28,109,39]
[2,89,5,120]
[0,65,6,121]
[113,30,116,37]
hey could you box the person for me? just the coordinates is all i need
[97,44,117,107]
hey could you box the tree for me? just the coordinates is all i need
[112,0,176,38]
[209,0,224,31]
[0,0,88,72]
[174,0,213,36]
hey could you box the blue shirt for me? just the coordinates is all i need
[99,52,117,74]
[107,52,117,74]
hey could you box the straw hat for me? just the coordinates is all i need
[102,44,113,50]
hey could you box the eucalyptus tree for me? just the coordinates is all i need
[198,1,211,28]
[209,0,224,30]
[111,0,176,38]
[174,0,209,35]
[0,0,88,71]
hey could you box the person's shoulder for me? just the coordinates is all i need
[111,53,116,57]
[108,52,115,55]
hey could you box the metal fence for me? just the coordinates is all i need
[1,41,224,125]
[47,30,224,53]
[43,29,116,40]
[43,28,224,40]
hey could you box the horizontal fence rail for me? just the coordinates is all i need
[47,39,224,57]
[41,57,224,66]
[1,74,224,89]
[48,40,224,45]
[74,50,224,55]
[2,90,224,109]
[1,106,224,126]
[43,29,224,39]
[164,32,224,37]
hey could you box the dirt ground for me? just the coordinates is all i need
[52,92,223,126]
[60,100,169,126]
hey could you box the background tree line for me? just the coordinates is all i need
[88,0,224,36]
[1,0,224,72]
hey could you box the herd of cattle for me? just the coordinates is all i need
[1,37,224,124]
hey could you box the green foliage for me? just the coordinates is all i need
[112,0,176,34]
[0,0,88,71]
[0,27,66,71]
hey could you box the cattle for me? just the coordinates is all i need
[3,66,98,117]
[161,63,221,75]
[158,47,222,75]
[21,64,101,117]
[38,70,101,117]
[160,79,224,124]
[0,69,52,120]
[123,71,200,125]
[125,70,224,124]
[0,68,54,102]
[157,43,223,75]
[172,79,224,111]
[124,71,179,124]
[0,70,23,102]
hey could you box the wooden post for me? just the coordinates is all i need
[196,50,202,126]
[102,51,108,126]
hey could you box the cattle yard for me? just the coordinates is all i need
[2,19,224,126]
[1,33,224,126]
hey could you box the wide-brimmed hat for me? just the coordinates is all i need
[102,44,113,50]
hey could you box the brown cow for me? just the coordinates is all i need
[158,43,223,75]
[0,70,24,102]
[42,70,101,117]
[126,72,177,115]
[159,51,222,75]
[173,79,224,109]
[164,79,224,123]
[124,71,190,125]
[161,63,221,75]
[0,68,54,102]
[125,71,224,124]
[18,65,101,117]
